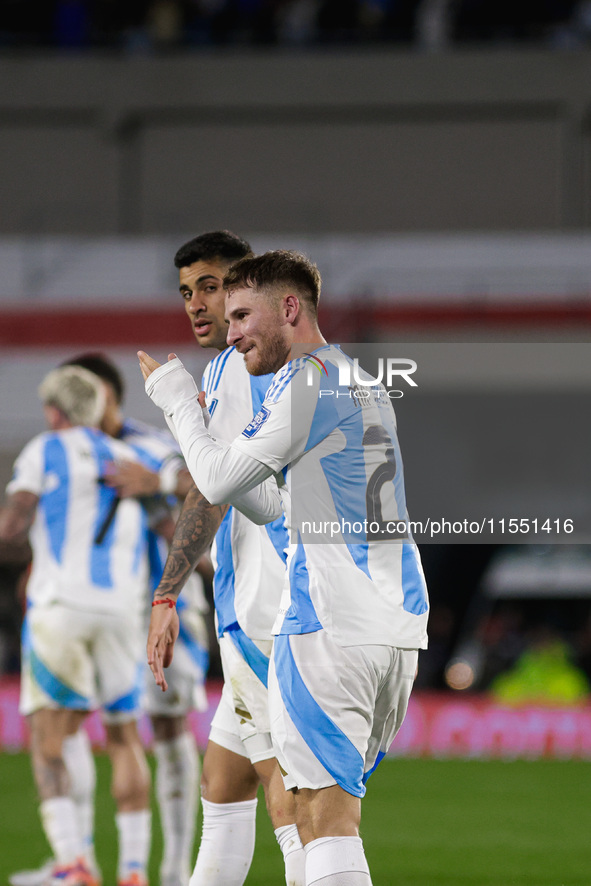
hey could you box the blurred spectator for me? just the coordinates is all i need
[441,545,591,696]
[0,0,586,47]
[491,627,589,706]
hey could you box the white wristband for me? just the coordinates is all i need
[145,357,199,415]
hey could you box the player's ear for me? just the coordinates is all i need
[284,294,299,323]
[168,353,178,362]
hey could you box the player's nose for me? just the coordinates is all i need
[188,292,207,313]
[226,320,240,346]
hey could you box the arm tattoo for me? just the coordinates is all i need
[154,484,227,601]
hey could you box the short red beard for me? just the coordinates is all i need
[244,329,289,376]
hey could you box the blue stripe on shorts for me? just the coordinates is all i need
[273,633,366,798]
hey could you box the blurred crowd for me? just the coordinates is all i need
[2,0,591,51]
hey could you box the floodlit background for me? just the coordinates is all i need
[1,4,591,883]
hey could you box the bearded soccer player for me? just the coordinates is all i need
[141,250,429,886]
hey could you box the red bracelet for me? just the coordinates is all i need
[152,598,176,608]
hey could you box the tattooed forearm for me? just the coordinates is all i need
[154,484,227,601]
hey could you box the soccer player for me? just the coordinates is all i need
[148,231,305,886]
[65,352,210,886]
[0,366,156,886]
[8,354,210,886]
[142,250,429,886]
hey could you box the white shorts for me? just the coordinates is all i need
[21,602,143,723]
[269,630,418,797]
[142,604,209,717]
[208,631,274,764]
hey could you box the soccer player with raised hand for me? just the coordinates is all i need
[142,250,429,886]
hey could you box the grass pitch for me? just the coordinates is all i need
[0,753,589,885]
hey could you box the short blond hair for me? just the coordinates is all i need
[38,365,106,427]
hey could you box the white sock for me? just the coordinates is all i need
[115,809,151,882]
[189,797,257,886]
[305,836,372,886]
[40,797,84,866]
[154,731,200,883]
[63,730,98,873]
[275,823,306,886]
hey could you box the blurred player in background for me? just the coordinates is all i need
[0,366,156,886]
[143,250,429,886]
[148,231,305,886]
[63,353,210,886]
[7,355,210,886]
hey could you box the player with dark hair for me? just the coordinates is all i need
[147,230,306,886]
[142,249,429,886]
[173,229,253,272]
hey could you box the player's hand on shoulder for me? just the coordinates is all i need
[103,460,160,498]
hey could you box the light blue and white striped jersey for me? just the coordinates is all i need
[7,426,150,615]
[118,417,208,617]
[202,346,288,641]
[232,344,429,649]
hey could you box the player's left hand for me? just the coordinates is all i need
[147,600,180,692]
[138,351,178,382]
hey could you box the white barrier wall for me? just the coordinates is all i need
[2,233,591,492]
[3,232,591,303]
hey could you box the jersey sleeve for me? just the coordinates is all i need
[144,352,350,516]
[231,356,348,472]
[6,435,45,497]
[144,357,282,521]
